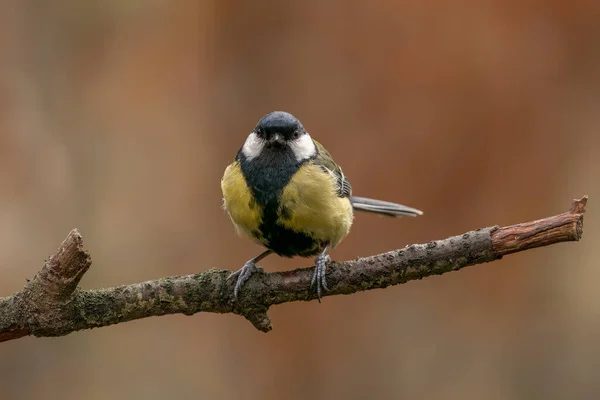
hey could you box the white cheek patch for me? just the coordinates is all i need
[290,134,317,161]
[241,132,264,160]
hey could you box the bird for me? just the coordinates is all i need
[221,111,423,302]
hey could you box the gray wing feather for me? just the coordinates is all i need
[317,165,352,198]
[311,140,352,198]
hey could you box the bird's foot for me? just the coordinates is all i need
[310,252,331,302]
[228,260,260,301]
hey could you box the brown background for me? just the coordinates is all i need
[1,1,599,399]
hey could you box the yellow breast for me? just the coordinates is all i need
[221,161,264,244]
[278,163,354,248]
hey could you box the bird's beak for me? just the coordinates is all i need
[268,133,285,147]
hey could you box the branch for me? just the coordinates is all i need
[0,196,588,342]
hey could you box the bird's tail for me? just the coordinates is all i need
[350,196,423,218]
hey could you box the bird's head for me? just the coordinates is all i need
[241,111,317,161]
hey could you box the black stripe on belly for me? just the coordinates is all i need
[261,222,323,257]
[237,146,321,257]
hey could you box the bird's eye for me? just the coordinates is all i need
[292,130,300,139]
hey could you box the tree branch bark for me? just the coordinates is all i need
[0,196,588,342]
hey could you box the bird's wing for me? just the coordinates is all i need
[312,140,352,198]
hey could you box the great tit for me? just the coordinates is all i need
[221,111,423,301]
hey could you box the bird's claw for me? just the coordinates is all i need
[310,253,331,302]
[228,260,258,301]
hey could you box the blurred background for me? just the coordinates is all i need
[0,1,598,399]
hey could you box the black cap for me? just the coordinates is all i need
[255,111,304,141]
